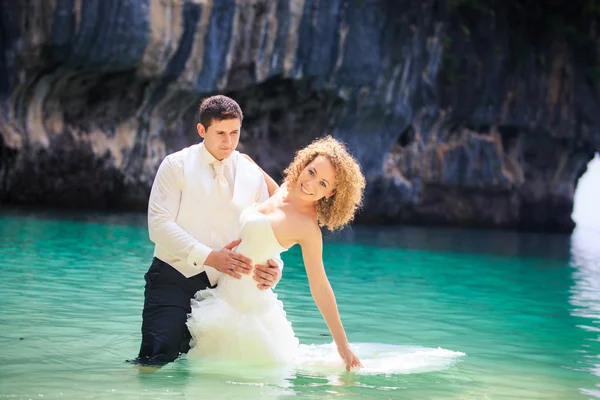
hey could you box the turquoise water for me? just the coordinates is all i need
[1,209,599,399]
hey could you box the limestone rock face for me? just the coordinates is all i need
[0,0,598,231]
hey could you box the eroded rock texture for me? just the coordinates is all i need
[0,0,598,231]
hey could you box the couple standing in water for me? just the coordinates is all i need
[132,95,366,371]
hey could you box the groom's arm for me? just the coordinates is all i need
[147,155,212,270]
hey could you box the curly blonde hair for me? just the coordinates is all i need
[283,136,366,230]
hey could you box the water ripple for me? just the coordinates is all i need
[0,213,599,399]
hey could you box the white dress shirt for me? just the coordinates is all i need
[147,142,281,285]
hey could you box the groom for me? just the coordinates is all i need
[133,95,282,366]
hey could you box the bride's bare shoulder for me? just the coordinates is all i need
[293,214,322,244]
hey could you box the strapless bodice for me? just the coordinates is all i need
[233,205,287,265]
[214,205,287,311]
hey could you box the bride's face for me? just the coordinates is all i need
[296,155,337,201]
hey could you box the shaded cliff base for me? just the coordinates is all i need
[0,124,595,234]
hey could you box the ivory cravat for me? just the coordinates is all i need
[211,161,231,199]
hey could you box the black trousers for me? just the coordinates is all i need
[132,257,212,366]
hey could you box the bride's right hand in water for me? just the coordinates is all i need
[337,344,363,371]
[205,239,253,279]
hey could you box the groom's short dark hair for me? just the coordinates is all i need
[198,95,243,128]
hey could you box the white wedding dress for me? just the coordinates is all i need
[186,205,467,374]
[186,205,300,365]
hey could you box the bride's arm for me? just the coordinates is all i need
[240,153,279,197]
[299,226,362,371]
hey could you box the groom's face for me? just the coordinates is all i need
[197,118,241,161]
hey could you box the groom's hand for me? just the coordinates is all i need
[253,259,282,290]
[205,239,252,279]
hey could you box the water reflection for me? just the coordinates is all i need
[134,361,296,400]
[334,224,572,261]
[569,225,600,397]
[571,226,600,319]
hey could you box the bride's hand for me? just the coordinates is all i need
[337,344,363,371]
[253,259,282,290]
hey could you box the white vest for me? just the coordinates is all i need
[150,143,269,284]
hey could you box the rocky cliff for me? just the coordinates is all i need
[1,0,598,232]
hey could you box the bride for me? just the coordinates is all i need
[186,136,366,371]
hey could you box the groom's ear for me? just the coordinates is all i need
[197,123,206,138]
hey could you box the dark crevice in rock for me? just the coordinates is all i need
[397,126,416,148]
[0,135,18,202]
[498,126,520,153]
[59,70,149,134]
